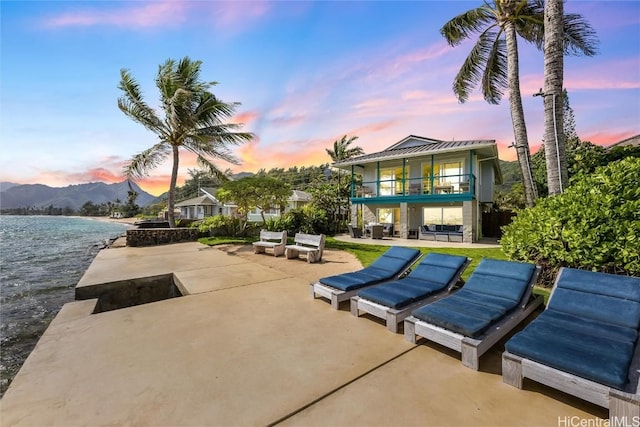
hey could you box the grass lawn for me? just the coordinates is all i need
[198,235,551,304]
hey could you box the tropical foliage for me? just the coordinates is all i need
[501,157,640,285]
[118,56,253,228]
[216,176,292,224]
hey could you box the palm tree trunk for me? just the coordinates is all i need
[505,22,537,207]
[543,0,567,195]
[167,145,180,228]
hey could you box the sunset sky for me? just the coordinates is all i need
[1,1,638,196]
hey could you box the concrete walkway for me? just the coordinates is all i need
[333,233,501,249]
[0,242,606,426]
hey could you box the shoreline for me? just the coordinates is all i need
[80,216,140,226]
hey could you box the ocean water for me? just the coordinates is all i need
[0,215,130,396]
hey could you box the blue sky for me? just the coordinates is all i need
[1,1,638,195]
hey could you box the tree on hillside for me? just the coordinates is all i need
[440,0,597,207]
[541,0,597,195]
[118,56,253,228]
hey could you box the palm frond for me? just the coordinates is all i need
[440,5,496,46]
[123,142,171,179]
[481,36,508,104]
[562,12,599,56]
[117,69,165,134]
[194,155,230,182]
[513,0,545,48]
[452,29,501,103]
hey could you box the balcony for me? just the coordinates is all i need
[350,174,475,203]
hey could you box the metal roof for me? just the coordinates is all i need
[333,138,497,167]
[175,195,217,207]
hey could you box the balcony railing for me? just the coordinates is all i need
[351,174,476,200]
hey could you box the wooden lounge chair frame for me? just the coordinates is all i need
[404,265,542,370]
[310,249,421,310]
[502,268,640,422]
[350,257,471,333]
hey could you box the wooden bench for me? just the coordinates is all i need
[285,233,325,263]
[252,230,287,257]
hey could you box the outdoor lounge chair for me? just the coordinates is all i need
[404,258,542,370]
[502,268,640,422]
[348,224,363,238]
[350,253,470,333]
[310,246,421,309]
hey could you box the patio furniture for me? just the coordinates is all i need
[404,258,542,370]
[252,230,287,257]
[310,246,421,309]
[348,224,363,238]
[285,233,325,263]
[502,267,640,421]
[351,253,470,332]
[371,224,384,239]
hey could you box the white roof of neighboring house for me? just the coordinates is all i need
[608,134,640,149]
[175,195,217,207]
[290,189,311,202]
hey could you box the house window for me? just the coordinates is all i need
[377,207,401,234]
[422,160,463,193]
[423,206,463,226]
[379,166,408,196]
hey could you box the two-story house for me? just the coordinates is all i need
[332,135,503,243]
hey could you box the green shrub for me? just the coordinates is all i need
[501,157,640,286]
[192,215,255,237]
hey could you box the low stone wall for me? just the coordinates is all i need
[126,228,201,247]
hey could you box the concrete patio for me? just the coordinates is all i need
[0,242,607,426]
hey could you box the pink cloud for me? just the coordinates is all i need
[43,1,189,29]
[40,0,271,31]
[233,111,260,127]
[207,1,271,30]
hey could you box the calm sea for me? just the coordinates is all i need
[0,215,130,396]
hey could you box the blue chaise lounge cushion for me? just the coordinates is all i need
[319,246,421,292]
[411,259,537,337]
[356,253,468,309]
[505,268,640,390]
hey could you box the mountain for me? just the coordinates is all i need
[0,182,20,192]
[0,181,158,211]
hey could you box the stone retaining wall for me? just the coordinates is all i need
[126,228,201,247]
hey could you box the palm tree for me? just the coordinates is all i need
[325,135,364,232]
[118,57,253,227]
[542,0,597,195]
[441,0,545,207]
[325,135,364,162]
[441,1,597,205]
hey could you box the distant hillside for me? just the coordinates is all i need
[0,181,158,211]
[0,182,20,192]
[496,160,522,192]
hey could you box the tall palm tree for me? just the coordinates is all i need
[441,0,544,207]
[441,1,597,205]
[118,57,253,227]
[542,0,597,195]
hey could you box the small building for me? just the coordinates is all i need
[332,135,502,243]
[175,188,235,220]
[247,189,312,222]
